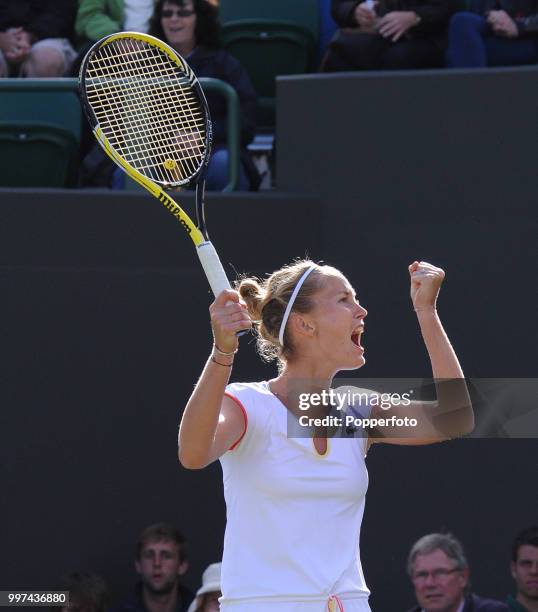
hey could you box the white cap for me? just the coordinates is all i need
[186,563,221,612]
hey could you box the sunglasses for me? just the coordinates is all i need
[161,8,195,18]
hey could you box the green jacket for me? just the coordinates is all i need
[75,0,124,43]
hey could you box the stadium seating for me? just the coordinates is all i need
[219,0,319,39]
[219,0,318,129]
[0,121,78,187]
[0,79,81,187]
[200,78,241,192]
[221,20,315,129]
[0,78,241,191]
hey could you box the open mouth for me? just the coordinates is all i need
[351,327,364,348]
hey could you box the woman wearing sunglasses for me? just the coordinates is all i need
[150,0,259,191]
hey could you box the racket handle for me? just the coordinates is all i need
[197,241,232,297]
[197,241,249,338]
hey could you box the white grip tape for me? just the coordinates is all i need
[197,241,231,297]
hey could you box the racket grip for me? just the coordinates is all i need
[197,241,232,297]
[197,241,249,338]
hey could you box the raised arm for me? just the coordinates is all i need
[178,290,251,469]
[369,261,474,446]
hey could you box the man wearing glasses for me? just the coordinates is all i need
[406,533,508,612]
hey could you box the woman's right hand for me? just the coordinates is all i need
[209,290,251,354]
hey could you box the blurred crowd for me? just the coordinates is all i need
[0,0,258,190]
[323,0,538,71]
[2,0,537,78]
[1,0,537,190]
[51,524,537,612]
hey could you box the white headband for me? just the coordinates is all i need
[278,265,316,347]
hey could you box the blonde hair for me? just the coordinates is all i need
[236,259,340,366]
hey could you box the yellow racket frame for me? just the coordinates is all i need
[80,32,233,297]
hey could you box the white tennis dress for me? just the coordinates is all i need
[219,381,373,612]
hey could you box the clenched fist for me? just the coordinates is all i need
[408,261,445,311]
[209,290,251,353]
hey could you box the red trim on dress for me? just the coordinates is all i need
[224,392,248,450]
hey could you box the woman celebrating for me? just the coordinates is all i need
[179,260,474,611]
[149,0,258,191]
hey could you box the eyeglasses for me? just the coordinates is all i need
[412,568,461,583]
[161,8,195,18]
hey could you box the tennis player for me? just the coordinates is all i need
[179,259,474,611]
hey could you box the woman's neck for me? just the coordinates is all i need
[269,360,336,417]
[278,358,336,388]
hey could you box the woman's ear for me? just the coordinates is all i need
[289,313,316,339]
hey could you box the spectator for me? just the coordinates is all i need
[149,0,259,191]
[50,571,108,612]
[507,526,538,612]
[321,0,452,70]
[72,0,156,78]
[75,0,155,47]
[406,533,509,612]
[0,0,77,77]
[110,523,194,612]
[186,563,221,612]
[446,0,538,67]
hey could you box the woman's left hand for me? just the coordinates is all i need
[409,261,445,311]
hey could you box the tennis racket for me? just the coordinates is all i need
[79,31,230,297]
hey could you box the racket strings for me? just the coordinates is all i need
[96,39,203,180]
[120,39,206,177]
[106,39,203,180]
[116,39,204,164]
[85,37,207,184]
[88,46,180,181]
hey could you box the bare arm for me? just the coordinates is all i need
[369,261,474,447]
[178,289,251,469]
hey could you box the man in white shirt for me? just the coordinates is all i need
[122,0,155,34]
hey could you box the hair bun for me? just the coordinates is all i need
[238,278,264,321]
